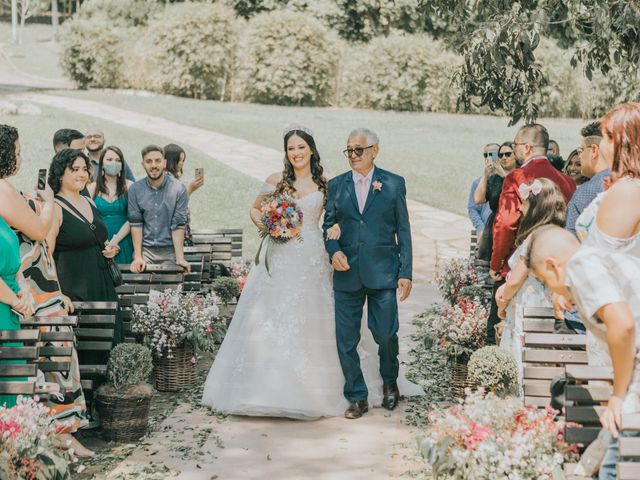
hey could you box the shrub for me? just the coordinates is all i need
[435,258,477,306]
[467,346,519,397]
[144,2,238,100]
[339,33,459,112]
[212,277,241,305]
[106,343,153,390]
[238,10,338,106]
[59,15,127,89]
[77,0,162,26]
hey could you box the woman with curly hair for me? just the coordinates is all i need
[0,124,58,408]
[46,149,121,344]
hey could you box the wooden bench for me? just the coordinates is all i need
[522,307,587,408]
[469,229,477,259]
[0,329,39,396]
[118,294,149,343]
[191,227,242,260]
[72,302,118,397]
[184,245,213,290]
[20,315,77,375]
[619,413,640,479]
[118,263,202,293]
[562,365,613,479]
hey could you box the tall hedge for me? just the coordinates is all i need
[60,16,126,89]
[339,33,459,112]
[144,3,238,100]
[238,10,338,106]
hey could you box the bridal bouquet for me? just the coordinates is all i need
[419,391,577,479]
[1,396,74,479]
[255,193,304,272]
[132,287,226,358]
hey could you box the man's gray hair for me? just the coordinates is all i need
[348,128,379,146]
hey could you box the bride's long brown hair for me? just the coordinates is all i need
[277,129,328,205]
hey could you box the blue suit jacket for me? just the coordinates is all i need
[323,167,412,292]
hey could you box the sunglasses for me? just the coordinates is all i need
[483,152,497,159]
[343,145,374,158]
[498,151,513,158]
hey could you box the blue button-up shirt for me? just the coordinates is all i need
[566,168,611,236]
[128,173,189,247]
[467,176,492,232]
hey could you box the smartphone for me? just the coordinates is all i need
[37,169,47,190]
[195,168,204,179]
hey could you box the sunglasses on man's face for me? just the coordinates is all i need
[343,145,374,158]
[498,151,514,158]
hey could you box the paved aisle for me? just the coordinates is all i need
[106,285,439,480]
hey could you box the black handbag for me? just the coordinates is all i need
[55,195,123,287]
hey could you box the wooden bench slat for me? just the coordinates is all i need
[523,349,588,364]
[39,331,75,342]
[80,379,94,391]
[523,380,552,397]
[76,314,116,325]
[0,330,40,341]
[0,381,35,395]
[523,333,587,347]
[76,328,115,339]
[523,366,564,380]
[566,406,606,424]
[79,365,107,375]
[566,385,612,403]
[621,414,640,431]
[565,426,601,444]
[524,307,555,318]
[21,316,78,326]
[76,341,112,351]
[565,365,614,381]
[37,361,71,373]
[618,437,640,456]
[73,301,118,310]
[0,346,39,359]
[39,346,73,357]
[0,364,38,377]
[523,319,555,333]
[618,463,640,479]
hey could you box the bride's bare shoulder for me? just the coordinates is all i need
[265,172,282,187]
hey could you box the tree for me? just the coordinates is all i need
[420,0,640,124]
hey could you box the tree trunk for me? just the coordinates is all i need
[18,0,29,45]
[11,0,18,44]
[52,0,59,37]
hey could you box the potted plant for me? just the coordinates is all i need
[0,396,74,479]
[467,346,519,397]
[425,297,487,398]
[212,277,241,319]
[132,287,226,392]
[419,391,578,479]
[95,343,154,442]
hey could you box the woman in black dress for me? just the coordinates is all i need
[46,149,122,344]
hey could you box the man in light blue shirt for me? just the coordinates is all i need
[128,145,190,272]
[467,143,498,235]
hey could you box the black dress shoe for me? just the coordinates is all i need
[382,382,400,411]
[345,400,368,419]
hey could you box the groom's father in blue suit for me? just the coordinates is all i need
[323,128,413,419]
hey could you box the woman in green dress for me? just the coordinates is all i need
[0,124,56,407]
[88,146,134,265]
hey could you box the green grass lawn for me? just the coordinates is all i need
[0,105,262,254]
[55,90,589,216]
[0,22,66,81]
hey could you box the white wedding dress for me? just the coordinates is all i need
[201,189,423,419]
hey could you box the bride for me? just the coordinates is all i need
[201,124,422,419]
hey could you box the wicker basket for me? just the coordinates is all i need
[451,357,474,398]
[153,344,197,392]
[95,386,153,442]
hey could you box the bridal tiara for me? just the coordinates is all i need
[283,123,314,138]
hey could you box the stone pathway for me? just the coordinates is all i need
[6,92,470,282]
[104,284,439,480]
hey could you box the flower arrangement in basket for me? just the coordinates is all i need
[255,192,303,273]
[229,258,253,293]
[132,287,226,392]
[0,396,74,479]
[419,391,578,479]
[95,343,154,442]
[436,258,478,306]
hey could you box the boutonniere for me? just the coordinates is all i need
[372,180,382,192]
